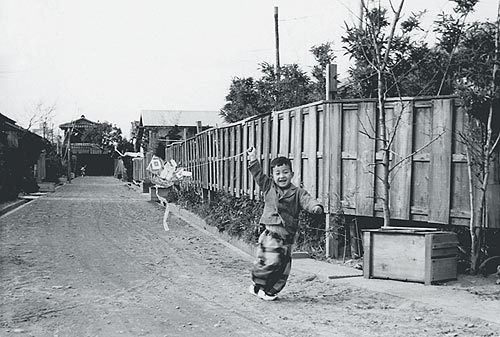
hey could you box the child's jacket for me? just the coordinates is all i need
[249,159,322,236]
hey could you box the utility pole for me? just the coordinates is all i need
[274,6,281,81]
[325,64,338,100]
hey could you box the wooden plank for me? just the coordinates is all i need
[371,233,425,282]
[342,104,358,209]
[229,127,235,196]
[224,128,230,193]
[215,128,222,191]
[235,125,242,197]
[302,108,312,192]
[389,100,413,220]
[262,116,271,176]
[207,131,212,189]
[424,234,433,285]
[317,107,325,205]
[204,134,209,188]
[280,111,291,157]
[330,103,342,209]
[411,104,432,220]
[430,257,457,282]
[249,121,255,200]
[307,106,318,198]
[271,112,279,159]
[255,119,262,199]
[363,231,372,278]
[243,123,249,196]
[356,101,376,216]
[323,104,334,258]
[293,109,303,186]
[322,103,332,211]
[428,99,453,224]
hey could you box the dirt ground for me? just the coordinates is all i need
[0,177,499,337]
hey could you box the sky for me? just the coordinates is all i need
[0,0,496,139]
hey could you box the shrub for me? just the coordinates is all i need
[175,182,332,258]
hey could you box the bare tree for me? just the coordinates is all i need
[25,100,57,135]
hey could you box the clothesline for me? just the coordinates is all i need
[173,148,253,171]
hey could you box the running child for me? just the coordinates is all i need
[247,147,323,301]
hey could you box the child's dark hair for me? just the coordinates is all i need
[270,156,293,171]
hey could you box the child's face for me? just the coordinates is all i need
[272,164,294,189]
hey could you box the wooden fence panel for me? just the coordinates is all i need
[428,99,453,224]
[243,123,249,195]
[255,119,262,199]
[303,106,318,198]
[357,101,376,217]
[322,104,332,211]
[329,103,342,210]
[164,97,499,228]
[262,116,271,177]
[280,111,291,157]
[224,128,230,193]
[389,100,413,220]
[248,121,256,200]
[450,105,470,224]
[410,101,432,221]
[317,106,325,204]
[216,128,222,191]
[342,103,358,213]
[292,109,303,187]
[235,125,242,197]
[229,127,235,196]
[271,112,279,159]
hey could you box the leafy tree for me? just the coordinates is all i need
[81,122,123,152]
[340,5,441,99]
[167,125,182,142]
[309,42,336,100]
[220,77,263,123]
[257,62,313,111]
[221,47,337,123]
[433,0,499,273]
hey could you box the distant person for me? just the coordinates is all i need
[247,147,323,301]
[80,165,86,177]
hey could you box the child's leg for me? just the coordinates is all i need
[251,229,292,296]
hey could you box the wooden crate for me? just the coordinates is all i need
[363,228,458,285]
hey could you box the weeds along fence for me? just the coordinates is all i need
[159,96,499,229]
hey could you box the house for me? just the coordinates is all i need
[135,110,224,155]
[0,113,48,200]
[59,115,114,176]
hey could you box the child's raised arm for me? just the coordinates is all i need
[247,147,272,191]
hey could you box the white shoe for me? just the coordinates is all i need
[257,289,278,301]
[248,284,259,297]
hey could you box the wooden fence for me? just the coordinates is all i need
[158,96,499,229]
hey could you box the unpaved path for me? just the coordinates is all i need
[0,177,498,337]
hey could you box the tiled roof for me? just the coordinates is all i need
[70,143,110,154]
[59,115,99,130]
[140,110,224,128]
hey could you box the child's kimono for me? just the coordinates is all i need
[249,159,322,296]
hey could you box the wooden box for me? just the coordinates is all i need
[363,228,458,285]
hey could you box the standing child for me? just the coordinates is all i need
[247,147,323,301]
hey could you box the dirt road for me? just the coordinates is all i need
[0,177,498,337]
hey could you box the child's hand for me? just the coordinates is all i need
[248,147,257,162]
[311,205,323,214]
